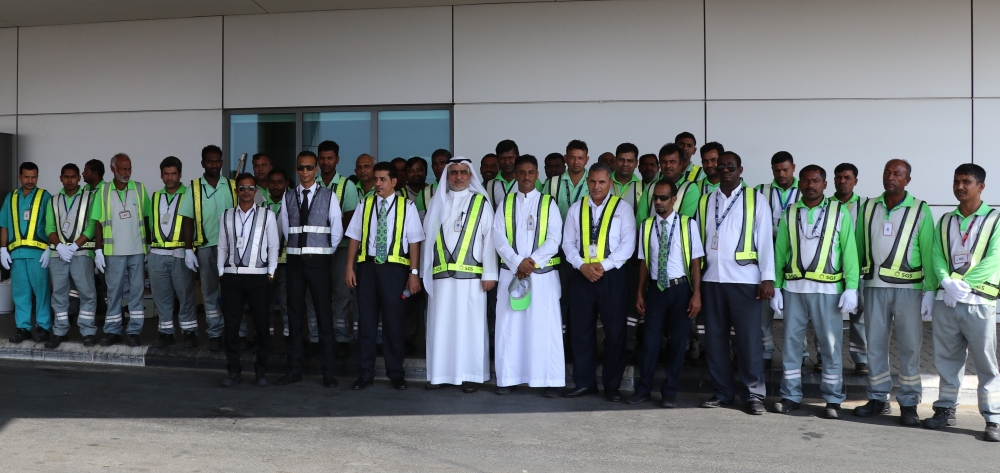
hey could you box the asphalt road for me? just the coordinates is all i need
[0,360,996,472]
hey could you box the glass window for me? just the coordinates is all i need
[303,111,372,178]
[378,110,451,171]
[229,113,296,180]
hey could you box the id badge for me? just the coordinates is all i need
[22,210,29,221]
[119,210,131,219]
[953,252,970,266]
[454,219,463,232]
[711,234,719,250]
[61,222,70,233]
[527,216,535,232]
[588,244,597,259]
[237,236,245,249]
[883,222,893,236]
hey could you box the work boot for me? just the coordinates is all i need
[8,328,32,344]
[100,334,122,347]
[772,398,800,414]
[854,363,870,375]
[823,403,842,419]
[44,335,69,349]
[922,407,957,429]
[985,423,1000,442]
[82,335,97,347]
[33,327,50,343]
[900,405,920,426]
[183,331,198,348]
[854,400,891,417]
[153,333,175,348]
[127,334,141,347]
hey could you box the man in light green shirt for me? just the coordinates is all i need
[611,143,643,218]
[484,140,542,210]
[921,163,1000,441]
[637,143,699,221]
[543,140,590,220]
[179,145,235,351]
[675,131,706,183]
[696,142,724,196]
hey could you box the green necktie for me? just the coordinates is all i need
[375,199,388,263]
[657,219,670,291]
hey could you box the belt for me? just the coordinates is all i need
[654,275,688,288]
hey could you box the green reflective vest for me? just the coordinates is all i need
[860,197,927,284]
[357,195,410,266]
[191,178,236,247]
[579,195,622,264]
[432,194,486,279]
[938,209,1000,299]
[784,200,845,284]
[10,189,48,251]
[151,189,186,249]
[640,214,693,279]
[501,194,560,273]
[697,186,759,266]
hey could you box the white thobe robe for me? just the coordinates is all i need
[425,190,498,384]
[492,189,566,387]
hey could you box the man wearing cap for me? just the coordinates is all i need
[422,157,497,393]
[493,155,564,398]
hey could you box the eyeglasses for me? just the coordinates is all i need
[237,185,257,192]
[653,194,673,201]
[296,164,315,171]
[716,163,738,172]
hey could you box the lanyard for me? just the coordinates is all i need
[776,186,795,213]
[63,193,77,211]
[202,181,220,200]
[798,205,827,238]
[714,187,744,230]
[654,215,677,260]
[237,208,254,240]
[163,191,178,206]
[116,187,129,207]
[564,177,585,206]
[960,216,978,247]
[588,204,601,241]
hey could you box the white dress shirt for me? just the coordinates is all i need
[217,204,280,277]
[492,189,562,271]
[345,193,426,256]
[701,185,776,284]
[638,212,705,280]
[562,195,637,271]
[278,181,344,248]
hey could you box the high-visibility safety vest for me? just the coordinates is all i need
[357,195,410,266]
[222,206,271,274]
[697,187,760,266]
[321,175,351,211]
[53,190,96,249]
[640,214,694,279]
[500,194,560,273]
[397,185,435,212]
[151,190,186,249]
[938,209,1000,299]
[683,164,702,183]
[784,200,845,284]
[98,181,149,255]
[579,195,623,264]
[859,197,927,284]
[263,197,286,264]
[191,178,236,247]
[432,194,486,279]
[9,189,49,251]
[612,175,642,214]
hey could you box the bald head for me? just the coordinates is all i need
[355,153,376,184]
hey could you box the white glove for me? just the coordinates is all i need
[56,243,75,262]
[94,249,106,273]
[185,249,199,272]
[941,278,971,302]
[769,288,784,316]
[0,247,10,270]
[838,288,858,316]
[920,291,935,320]
[39,250,50,269]
[943,291,959,309]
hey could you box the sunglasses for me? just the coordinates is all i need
[653,194,673,202]
[716,163,738,172]
[237,185,257,192]
[296,164,315,171]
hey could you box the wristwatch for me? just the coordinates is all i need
[411,269,419,276]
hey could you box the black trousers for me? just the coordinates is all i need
[286,254,336,378]
[624,258,642,351]
[356,261,408,380]
[569,266,628,391]
[635,280,692,397]
[221,273,271,375]
[702,282,765,404]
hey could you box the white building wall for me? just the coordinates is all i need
[0,28,16,117]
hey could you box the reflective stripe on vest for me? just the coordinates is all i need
[223,206,269,274]
[264,199,286,264]
[285,187,334,256]
[612,179,641,214]
[322,176,349,211]
[939,209,1000,300]
[9,190,48,251]
[191,178,236,247]
[784,200,845,284]
[151,191,185,249]
[579,195,622,264]
[356,195,410,266]
[674,181,696,214]
[861,198,926,283]
[432,194,486,279]
[697,187,759,266]
[100,182,149,255]
[501,194,560,273]
[396,185,435,212]
[53,191,96,249]
[640,215,693,279]
[685,165,701,183]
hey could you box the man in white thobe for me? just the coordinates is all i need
[422,157,498,393]
[493,155,565,397]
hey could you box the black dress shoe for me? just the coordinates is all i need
[772,398,800,414]
[44,335,69,349]
[425,383,443,390]
[208,337,223,352]
[461,382,478,394]
[8,328,31,344]
[542,387,560,398]
[626,393,651,405]
[661,396,677,408]
[153,333,175,348]
[274,373,302,386]
[255,375,269,387]
[183,331,198,348]
[494,386,512,395]
[83,335,97,347]
[605,389,623,402]
[221,372,242,387]
[563,386,599,398]
[33,327,50,343]
[100,334,122,347]
[390,377,407,390]
[127,334,141,347]
[322,377,339,388]
[352,377,374,390]
[701,396,728,408]
[746,399,766,415]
